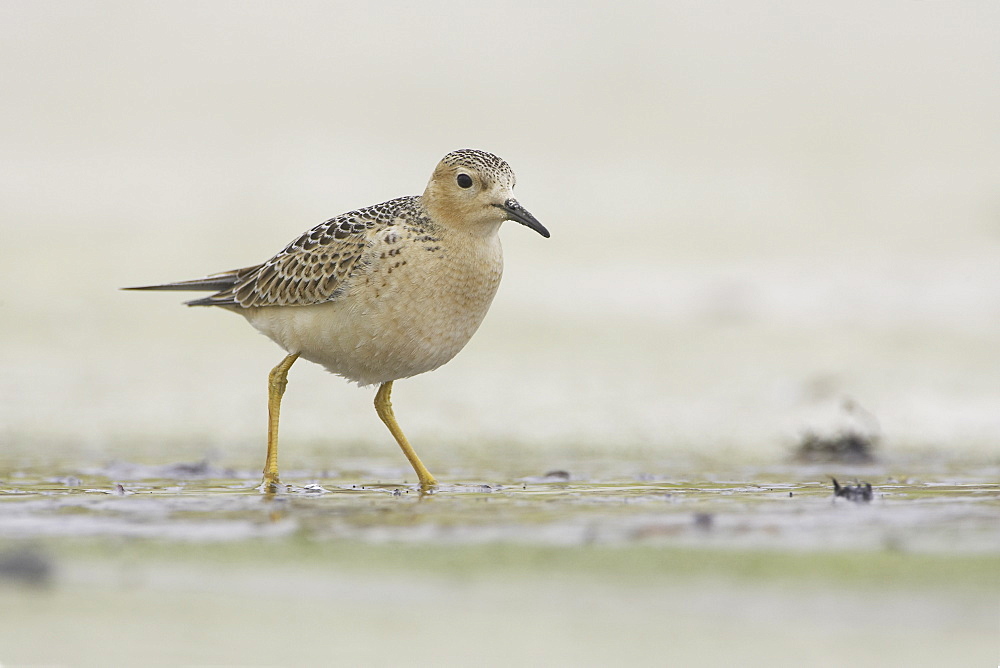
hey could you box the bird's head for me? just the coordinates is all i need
[422,149,549,238]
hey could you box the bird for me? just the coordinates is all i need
[126,149,549,491]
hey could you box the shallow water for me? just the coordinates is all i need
[2,457,998,553]
[1,453,998,667]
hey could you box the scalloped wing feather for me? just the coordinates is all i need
[188,196,418,308]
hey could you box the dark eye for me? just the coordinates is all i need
[456,173,473,188]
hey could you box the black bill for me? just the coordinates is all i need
[499,198,549,238]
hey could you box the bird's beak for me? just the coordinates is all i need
[500,198,549,238]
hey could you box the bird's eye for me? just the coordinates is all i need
[456,173,473,189]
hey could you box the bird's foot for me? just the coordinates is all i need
[257,475,285,495]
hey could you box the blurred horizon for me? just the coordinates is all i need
[2,1,998,468]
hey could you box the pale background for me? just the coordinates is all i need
[2,1,998,470]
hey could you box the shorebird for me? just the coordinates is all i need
[127,149,549,491]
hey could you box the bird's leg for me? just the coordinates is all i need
[260,353,299,492]
[374,381,438,489]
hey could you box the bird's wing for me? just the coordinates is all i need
[187,196,419,308]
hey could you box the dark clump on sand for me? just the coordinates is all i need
[793,430,877,464]
[792,398,880,464]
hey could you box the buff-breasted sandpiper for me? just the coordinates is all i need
[127,149,549,491]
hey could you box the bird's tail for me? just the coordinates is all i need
[122,264,263,305]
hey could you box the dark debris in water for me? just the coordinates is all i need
[832,478,874,503]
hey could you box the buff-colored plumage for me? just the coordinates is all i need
[127,149,548,490]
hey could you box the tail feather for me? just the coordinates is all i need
[123,264,263,304]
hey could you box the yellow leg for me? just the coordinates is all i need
[261,353,299,491]
[374,381,437,489]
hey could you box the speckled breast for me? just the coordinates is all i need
[244,229,504,386]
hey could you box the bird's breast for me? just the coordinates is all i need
[244,232,504,386]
